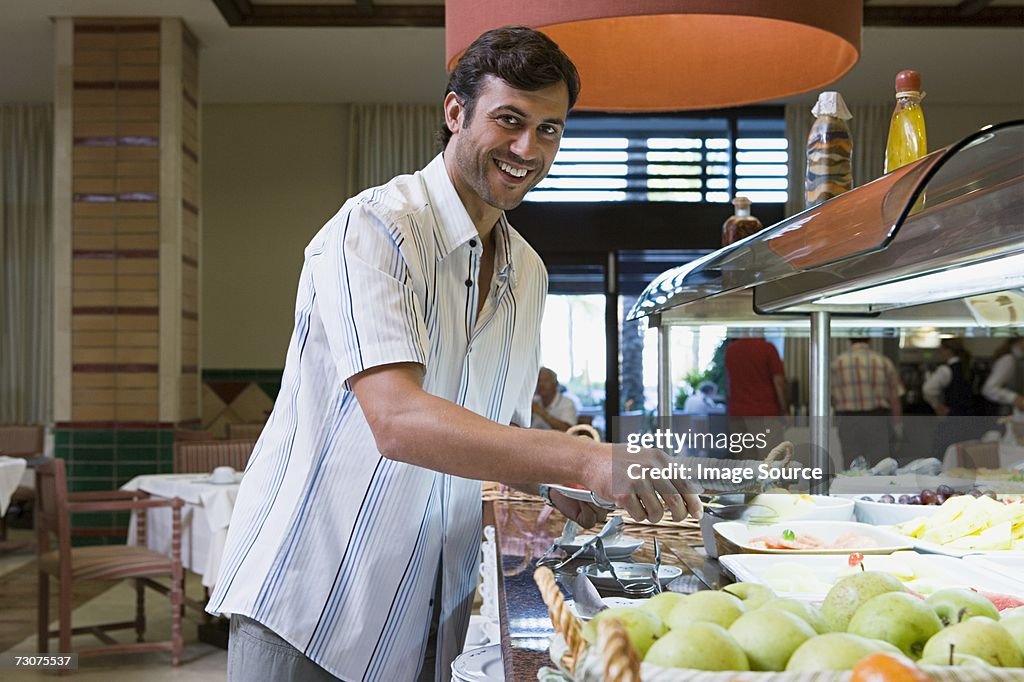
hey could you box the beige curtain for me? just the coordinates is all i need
[785,102,891,217]
[344,103,443,197]
[1,104,53,423]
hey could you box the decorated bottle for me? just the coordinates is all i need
[805,91,853,207]
[884,70,928,173]
[721,196,762,247]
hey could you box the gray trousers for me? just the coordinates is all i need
[227,611,439,682]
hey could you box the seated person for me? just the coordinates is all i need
[683,381,726,416]
[531,367,578,432]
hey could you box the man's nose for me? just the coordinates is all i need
[509,129,537,161]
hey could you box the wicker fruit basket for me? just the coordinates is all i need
[533,567,1023,682]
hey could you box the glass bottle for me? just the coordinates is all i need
[884,70,928,174]
[722,196,763,247]
[805,91,853,208]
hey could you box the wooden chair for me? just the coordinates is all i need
[0,424,45,542]
[226,422,265,440]
[172,439,256,474]
[35,459,184,664]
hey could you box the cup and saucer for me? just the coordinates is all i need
[201,465,239,485]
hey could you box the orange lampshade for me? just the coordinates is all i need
[445,1,862,112]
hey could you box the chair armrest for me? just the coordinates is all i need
[68,490,148,502]
[67,496,185,514]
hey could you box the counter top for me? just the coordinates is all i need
[491,500,710,682]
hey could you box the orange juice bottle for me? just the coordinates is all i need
[884,70,927,173]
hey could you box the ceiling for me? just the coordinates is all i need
[0,0,1021,106]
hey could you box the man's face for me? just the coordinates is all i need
[444,75,568,213]
[536,371,558,405]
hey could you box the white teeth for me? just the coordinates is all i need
[497,161,527,178]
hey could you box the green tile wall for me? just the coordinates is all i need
[54,426,173,545]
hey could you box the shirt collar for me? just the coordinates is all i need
[421,153,517,286]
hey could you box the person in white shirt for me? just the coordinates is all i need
[530,367,577,431]
[982,337,1024,418]
[683,381,726,416]
[208,27,704,682]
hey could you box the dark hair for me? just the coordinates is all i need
[940,338,970,363]
[993,336,1023,361]
[438,26,580,148]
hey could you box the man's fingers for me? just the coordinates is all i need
[621,493,646,523]
[638,489,663,524]
[653,479,685,521]
[575,504,597,529]
[684,493,703,520]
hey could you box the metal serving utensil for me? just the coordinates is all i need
[594,537,655,597]
[552,516,624,570]
[536,519,579,567]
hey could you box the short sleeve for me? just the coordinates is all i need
[768,343,785,376]
[309,203,429,389]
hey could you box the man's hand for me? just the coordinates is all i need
[586,444,702,525]
[547,489,607,529]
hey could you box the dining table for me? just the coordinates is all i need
[121,471,242,589]
[0,455,28,516]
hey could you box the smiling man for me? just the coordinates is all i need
[207,26,701,682]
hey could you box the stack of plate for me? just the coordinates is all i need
[451,644,504,682]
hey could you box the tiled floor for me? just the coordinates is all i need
[1,529,227,680]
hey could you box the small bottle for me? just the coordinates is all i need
[722,196,763,247]
[805,91,853,207]
[884,70,928,174]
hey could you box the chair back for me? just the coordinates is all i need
[0,424,45,459]
[173,439,256,474]
[34,459,72,560]
[227,422,265,440]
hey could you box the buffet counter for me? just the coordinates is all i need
[491,499,710,682]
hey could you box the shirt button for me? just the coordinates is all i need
[469,239,477,248]
[465,279,473,287]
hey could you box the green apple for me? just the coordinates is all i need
[722,583,776,610]
[926,588,1000,626]
[821,571,906,633]
[666,590,746,630]
[644,622,749,671]
[728,607,816,671]
[921,617,1024,668]
[786,633,902,671]
[762,597,830,634]
[847,592,942,659]
[995,610,1024,658]
[639,591,686,624]
[581,606,665,658]
[918,652,991,667]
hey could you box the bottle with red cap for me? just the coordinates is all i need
[884,69,928,173]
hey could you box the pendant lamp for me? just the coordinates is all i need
[445,1,862,111]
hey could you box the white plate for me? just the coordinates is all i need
[578,562,682,590]
[566,596,647,621]
[963,554,1024,588]
[748,494,854,522]
[907,538,1024,558]
[544,484,615,509]
[196,474,242,485]
[559,534,644,560]
[713,520,912,555]
[451,643,504,682]
[720,551,1024,602]
[847,494,943,525]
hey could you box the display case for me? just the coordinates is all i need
[629,121,1024,493]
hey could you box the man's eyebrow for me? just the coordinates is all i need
[492,104,565,128]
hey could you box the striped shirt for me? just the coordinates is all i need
[831,343,903,412]
[207,154,547,681]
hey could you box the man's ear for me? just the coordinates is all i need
[443,92,464,136]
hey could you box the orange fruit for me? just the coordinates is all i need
[851,653,932,682]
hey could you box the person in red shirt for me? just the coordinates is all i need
[725,336,790,452]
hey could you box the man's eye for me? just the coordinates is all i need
[540,125,561,137]
[499,115,519,126]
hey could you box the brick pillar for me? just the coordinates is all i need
[52,18,200,504]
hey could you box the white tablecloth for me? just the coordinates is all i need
[122,472,241,588]
[0,456,28,516]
